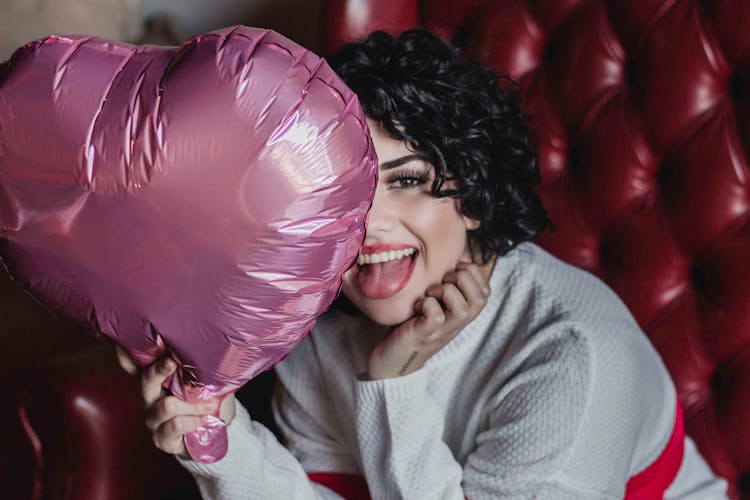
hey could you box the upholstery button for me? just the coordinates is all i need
[656,164,674,190]
[598,238,612,264]
[625,59,638,86]
[728,73,745,102]
[543,43,556,63]
[567,145,582,177]
[737,471,750,494]
[709,370,727,396]
[690,266,707,292]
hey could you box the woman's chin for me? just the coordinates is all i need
[344,293,415,327]
[368,308,413,327]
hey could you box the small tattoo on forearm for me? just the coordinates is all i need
[398,351,419,376]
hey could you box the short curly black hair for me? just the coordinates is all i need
[327,29,550,262]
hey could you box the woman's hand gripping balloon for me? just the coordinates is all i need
[116,347,237,458]
[366,261,491,380]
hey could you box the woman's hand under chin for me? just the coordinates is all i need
[366,261,491,380]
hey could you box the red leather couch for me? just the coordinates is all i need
[3,0,749,498]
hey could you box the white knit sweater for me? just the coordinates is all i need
[180,243,727,499]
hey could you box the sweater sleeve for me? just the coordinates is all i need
[177,403,345,500]
[178,332,366,499]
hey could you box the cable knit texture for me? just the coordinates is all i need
[179,243,726,499]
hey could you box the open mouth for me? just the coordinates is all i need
[355,245,418,299]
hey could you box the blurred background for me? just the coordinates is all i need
[1,0,324,61]
[3,1,750,498]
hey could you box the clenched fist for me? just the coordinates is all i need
[116,347,236,457]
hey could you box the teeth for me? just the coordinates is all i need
[357,247,416,266]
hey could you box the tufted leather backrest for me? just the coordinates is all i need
[324,1,750,498]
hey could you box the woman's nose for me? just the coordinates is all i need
[365,187,395,234]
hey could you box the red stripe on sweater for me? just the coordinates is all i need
[308,473,466,500]
[308,472,371,499]
[624,400,685,499]
[309,401,685,499]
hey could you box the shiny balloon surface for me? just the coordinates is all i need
[0,25,376,462]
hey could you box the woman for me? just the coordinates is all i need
[119,30,727,498]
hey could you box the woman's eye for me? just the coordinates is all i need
[387,169,430,189]
[392,176,425,188]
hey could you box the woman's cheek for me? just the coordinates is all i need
[341,270,357,299]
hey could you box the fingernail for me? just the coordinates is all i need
[160,358,173,372]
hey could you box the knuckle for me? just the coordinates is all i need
[416,331,432,344]
[163,398,178,415]
[458,273,471,287]
[423,332,442,347]
[457,275,469,286]
[426,295,441,305]
[442,271,457,283]
[164,442,181,455]
[171,418,184,434]
[140,384,152,404]
[411,327,429,344]
[421,298,438,313]
[117,357,134,375]
[158,360,171,375]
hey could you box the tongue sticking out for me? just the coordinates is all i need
[357,255,415,299]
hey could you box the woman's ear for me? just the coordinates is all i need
[463,216,480,231]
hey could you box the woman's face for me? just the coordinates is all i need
[342,120,479,326]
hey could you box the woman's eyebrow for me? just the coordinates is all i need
[379,154,424,171]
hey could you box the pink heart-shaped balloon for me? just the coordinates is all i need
[0,26,376,462]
